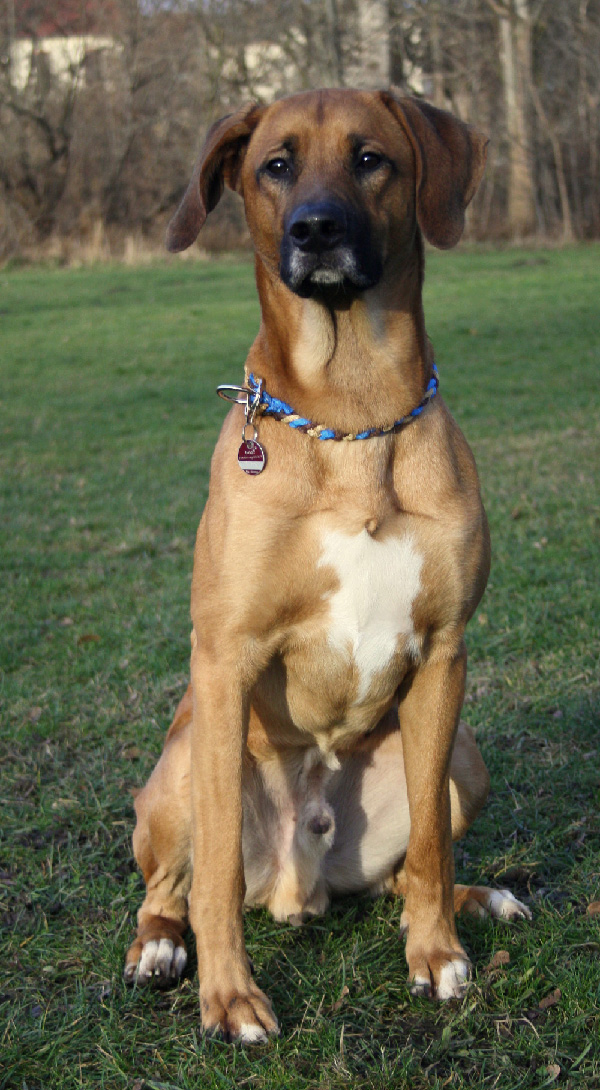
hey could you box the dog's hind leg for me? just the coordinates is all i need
[380,723,531,935]
[449,725,530,922]
[124,688,193,985]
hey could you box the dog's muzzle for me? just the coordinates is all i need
[280,199,382,299]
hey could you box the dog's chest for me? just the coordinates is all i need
[317,527,423,702]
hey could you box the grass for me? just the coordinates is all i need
[1,245,599,1089]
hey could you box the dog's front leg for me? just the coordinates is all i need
[398,642,471,1000]
[189,639,279,1044]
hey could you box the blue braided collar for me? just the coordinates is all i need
[246,365,439,442]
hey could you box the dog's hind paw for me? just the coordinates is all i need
[486,889,532,921]
[124,937,187,985]
[457,885,532,922]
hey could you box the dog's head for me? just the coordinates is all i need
[167,89,488,301]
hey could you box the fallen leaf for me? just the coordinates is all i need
[546,1064,560,1080]
[121,745,141,760]
[332,984,349,1011]
[28,706,42,723]
[59,616,74,626]
[77,633,100,644]
[485,950,510,971]
[587,901,600,916]
[539,988,561,1010]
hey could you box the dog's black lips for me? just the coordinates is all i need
[281,254,382,300]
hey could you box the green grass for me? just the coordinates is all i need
[1,246,599,1089]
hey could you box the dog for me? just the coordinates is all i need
[123,88,531,1043]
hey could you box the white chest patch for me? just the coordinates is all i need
[318,528,423,700]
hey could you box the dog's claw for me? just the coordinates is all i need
[409,975,432,998]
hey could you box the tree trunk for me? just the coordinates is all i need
[528,71,574,241]
[324,0,344,86]
[497,0,536,237]
[430,6,445,109]
[357,0,390,88]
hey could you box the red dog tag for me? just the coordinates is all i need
[237,438,266,475]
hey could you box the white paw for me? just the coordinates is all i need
[409,957,470,1000]
[436,958,471,1000]
[488,889,532,921]
[127,938,187,984]
[239,1022,269,1045]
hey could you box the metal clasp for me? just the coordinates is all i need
[242,422,259,443]
[216,379,263,438]
[216,383,251,406]
[246,379,262,426]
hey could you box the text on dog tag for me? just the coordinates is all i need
[237,439,266,475]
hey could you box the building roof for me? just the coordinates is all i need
[14,0,118,39]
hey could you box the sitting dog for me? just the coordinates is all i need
[124,88,531,1043]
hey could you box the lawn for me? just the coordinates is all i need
[1,245,599,1089]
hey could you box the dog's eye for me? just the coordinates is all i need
[265,157,291,179]
[356,152,383,174]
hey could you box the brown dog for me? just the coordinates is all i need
[124,88,531,1043]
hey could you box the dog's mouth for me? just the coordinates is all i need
[281,250,382,300]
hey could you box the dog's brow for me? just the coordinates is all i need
[348,133,382,153]
[263,136,297,158]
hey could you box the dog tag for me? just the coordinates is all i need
[237,438,266,475]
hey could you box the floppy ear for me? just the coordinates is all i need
[166,102,263,253]
[380,91,489,249]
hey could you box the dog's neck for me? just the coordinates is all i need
[249,244,433,434]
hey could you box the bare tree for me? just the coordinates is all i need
[484,0,536,236]
[1,0,599,258]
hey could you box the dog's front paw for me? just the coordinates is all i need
[124,936,187,985]
[408,950,472,1001]
[403,914,472,1001]
[201,982,279,1045]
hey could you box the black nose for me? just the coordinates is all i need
[287,201,347,252]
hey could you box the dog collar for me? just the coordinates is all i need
[217,365,438,473]
[246,366,438,441]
